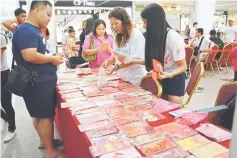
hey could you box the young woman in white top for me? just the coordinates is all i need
[141,4,187,104]
[101,8,147,85]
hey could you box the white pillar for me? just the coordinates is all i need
[131,2,136,24]
[194,0,216,34]
[48,0,57,53]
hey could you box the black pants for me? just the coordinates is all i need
[1,69,16,131]
[234,71,237,81]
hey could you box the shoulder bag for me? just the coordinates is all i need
[82,34,97,62]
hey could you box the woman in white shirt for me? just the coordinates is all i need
[141,4,187,104]
[102,8,147,85]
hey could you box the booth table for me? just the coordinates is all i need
[54,94,230,158]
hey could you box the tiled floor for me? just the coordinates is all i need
[1,44,236,158]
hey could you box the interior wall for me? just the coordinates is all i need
[228,10,237,24]
[167,14,181,30]
[0,0,19,23]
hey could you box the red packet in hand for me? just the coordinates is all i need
[152,59,163,80]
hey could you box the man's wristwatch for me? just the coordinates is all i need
[115,64,119,72]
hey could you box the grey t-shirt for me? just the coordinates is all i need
[0,33,9,71]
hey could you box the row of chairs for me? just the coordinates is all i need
[140,62,205,107]
[186,43,237,77]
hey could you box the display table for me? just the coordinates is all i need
[54,95,230,158]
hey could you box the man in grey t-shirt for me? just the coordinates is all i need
[0,32,16,142]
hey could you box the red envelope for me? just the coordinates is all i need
[152,59,163,80]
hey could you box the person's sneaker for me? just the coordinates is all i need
[3,131,16,143]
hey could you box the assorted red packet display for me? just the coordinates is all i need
[189,142,228,158]
[155,122,187,133]
[196,123,232,142]
[141,113,166,123]
[148,147,190,158]
[57,68,231,158]
[106,107,134,119]
[98,101,123,110]
[100,87,120,94]
[61,101,87,108]
[212,152,229,158]
[89,134,122,146]
[176,134,212,151]
[138,138,177,156]
[89,139,132,157]
[118,121,154,138]
[129,130,164,146]
[78,120,112,132]
[123,100,150,108]
[76,113,108,124]
[165,126,198,142]
[73,107,101,115]
[114,95,135,101]
[117,96,139,104]
[154,99,180,113]
[128,103,153,112]
[113,115,140,126]
[58,84,80,91]
[176,112,208,125]
[85,125,119,138]
[99,147,142,158]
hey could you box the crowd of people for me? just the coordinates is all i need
[0,0,237,158]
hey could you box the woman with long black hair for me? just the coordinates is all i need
[141,4,187,104]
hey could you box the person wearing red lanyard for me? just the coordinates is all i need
[3,8,27,32]
[141,4,187,104]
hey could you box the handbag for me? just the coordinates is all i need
[67,56,86,69]
[82,34,97,62]
[5,59,37,97]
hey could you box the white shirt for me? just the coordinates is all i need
[190,27,197,38]
[0,33,9,71]
[114,28,147,85]
[222,25,237,43]
[194,36,211,51]
[164,29,186,73]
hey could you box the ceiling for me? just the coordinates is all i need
[54,1,132,7]
[134,0,237,12]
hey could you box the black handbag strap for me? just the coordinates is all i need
[197,36,204,50]
[11,57,15,70]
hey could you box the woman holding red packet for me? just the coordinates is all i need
[141,4,187,104]
[101,8,147,85]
